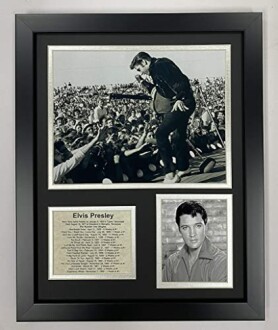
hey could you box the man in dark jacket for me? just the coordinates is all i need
[130,52,196,182]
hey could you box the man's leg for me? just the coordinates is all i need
[174,119,191,172]
[156,111,188,178]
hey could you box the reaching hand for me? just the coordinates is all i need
[143,123,149,133]
[135,74,143,83]
[171,100,189,112]
[113,154,120,164]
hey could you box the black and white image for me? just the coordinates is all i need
[48,46,231,189]
[156,194,233,289]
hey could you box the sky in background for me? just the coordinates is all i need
[52,47,227,87]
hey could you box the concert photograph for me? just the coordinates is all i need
[48,45,231,189]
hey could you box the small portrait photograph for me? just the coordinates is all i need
[156,194,233,289]
[48,45,231,189]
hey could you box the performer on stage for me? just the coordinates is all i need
[130,52,196,183]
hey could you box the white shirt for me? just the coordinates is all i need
[53,150,85,183]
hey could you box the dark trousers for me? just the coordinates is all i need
[156,109,194,174]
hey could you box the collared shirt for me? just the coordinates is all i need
[162,237,227,282]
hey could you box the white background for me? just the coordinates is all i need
[0,0,276,329]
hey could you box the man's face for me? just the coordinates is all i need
[179,213,206,250]
[107,119,113,128]
[92,125,98,134]
[86,127,93,135]
[128,136,137,145]
[193,118,201,128]
[76,125,82,133]
[54,148,68,164]
[217,112,225,120]
[56,118,64,126]
[134,60,150,75]
[146,131,153,139]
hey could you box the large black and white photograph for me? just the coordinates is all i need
[48,46,231,189]
[156,194,233,289]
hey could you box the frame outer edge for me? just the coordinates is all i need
[16,16,35,320]
[244,13,265,319]
[15,13,265,321]
[16,13,262,33]
[17,302,260,321]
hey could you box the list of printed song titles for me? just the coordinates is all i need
[53,213,131,275]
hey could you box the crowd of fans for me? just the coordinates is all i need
[53,77,226,184]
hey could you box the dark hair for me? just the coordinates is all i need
[175,201,208,226]
[130,52,152,70]
[54,140,72,164]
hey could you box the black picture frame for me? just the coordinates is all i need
[16,13,264,321]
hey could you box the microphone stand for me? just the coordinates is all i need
[195,84,225,148]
